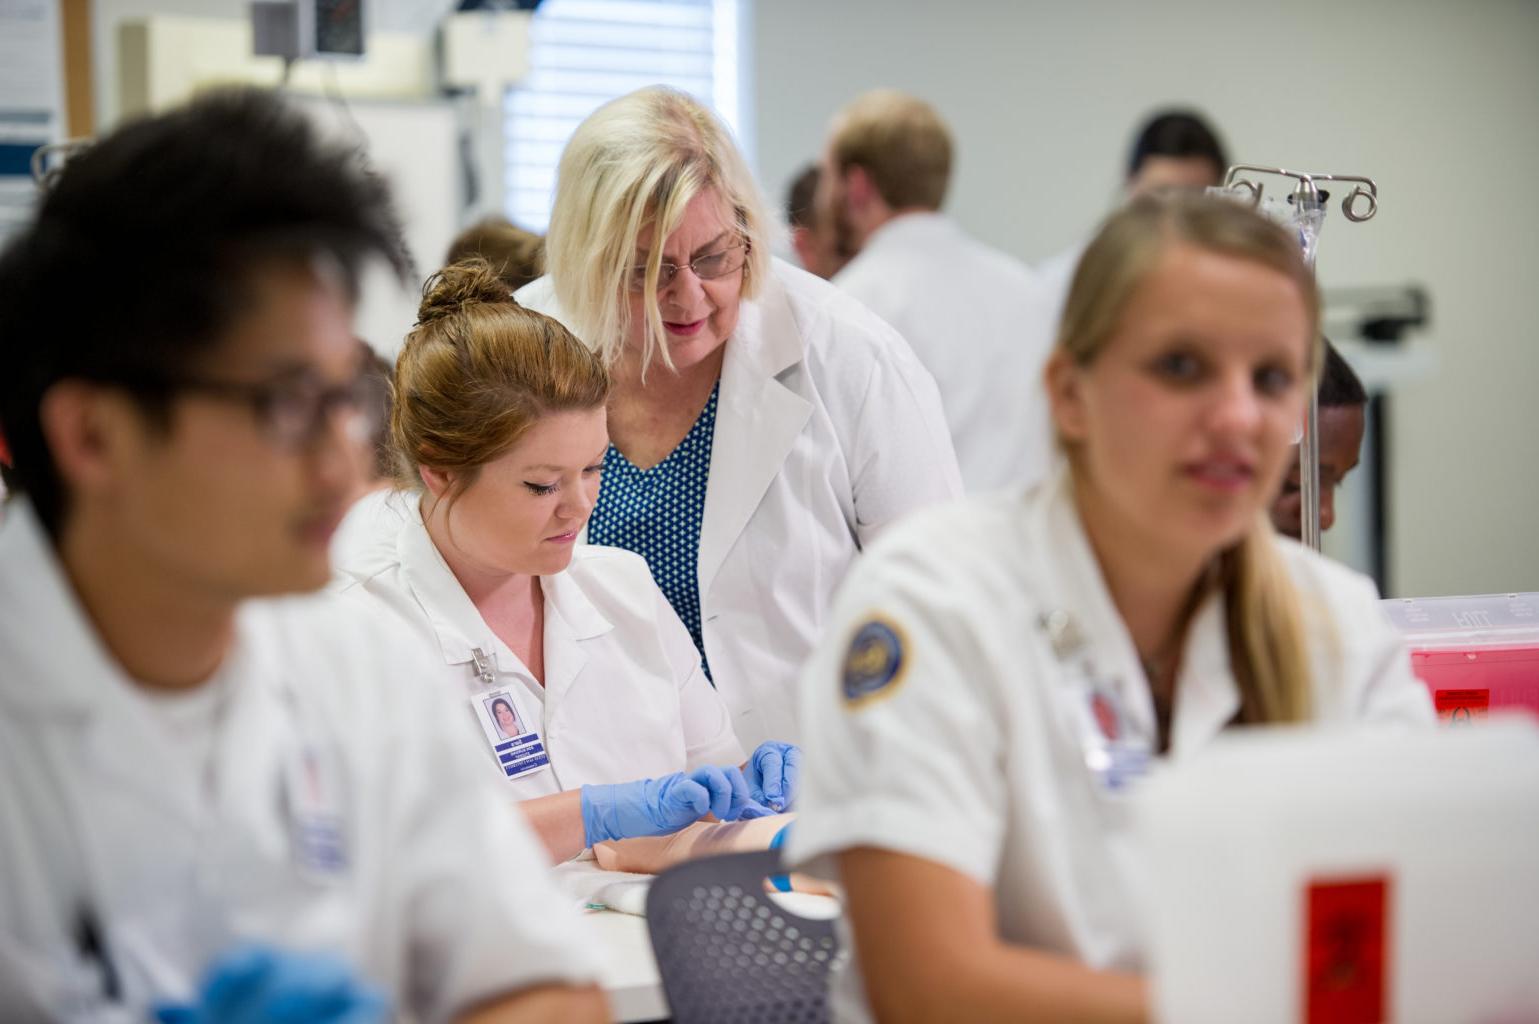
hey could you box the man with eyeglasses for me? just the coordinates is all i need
[0,89,606,1022]
[819,89,1055,492]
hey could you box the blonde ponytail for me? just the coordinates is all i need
[1223,516,1313,724]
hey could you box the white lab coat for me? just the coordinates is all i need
[0,502,597,1023]
[787,469,1433,1023]
[332,490,746,796]
[833,212,1056,492]
[517,258,962,749]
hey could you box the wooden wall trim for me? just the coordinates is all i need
[61,0,93,136]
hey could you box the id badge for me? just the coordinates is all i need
[472,686,550,781]
[1069,668,1152,794]
[281,741,349,882]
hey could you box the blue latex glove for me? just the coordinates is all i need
[745,741,803,813]
[153,944,389,1024]
[581,765,755,846]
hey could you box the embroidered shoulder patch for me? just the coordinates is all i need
[842,617,909,707]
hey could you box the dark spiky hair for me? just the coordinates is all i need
[0,87,409,535]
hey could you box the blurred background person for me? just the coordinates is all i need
[819,89,1055,491]
[446,215,546,294]
[1038,108,1230,329]
[785,162,850,279]
[329,339,397,562]
[1271,339,1369,541]
[354,340,396,490]
[1123,109,1231,198]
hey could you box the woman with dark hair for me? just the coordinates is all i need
[490,696,521,739]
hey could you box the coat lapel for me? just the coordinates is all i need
[0,503,207,833]
[1168,596,1242,755]
[539,569,612,713]
[696,273,814,598]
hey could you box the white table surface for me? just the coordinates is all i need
[583,908,669,1023]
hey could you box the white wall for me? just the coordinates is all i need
[90,0,454,126]
[754,0,1539,598]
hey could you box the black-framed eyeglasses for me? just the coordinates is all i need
[627,241,750,293]
[133,369,383,450]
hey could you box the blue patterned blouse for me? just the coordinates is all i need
[588,382,720,676]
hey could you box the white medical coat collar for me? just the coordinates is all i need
[0,500,283,713]
[857,210,958,254]
[0,499,297,832]
[0,499,140,718]
[393,493,614,671]
[697,259,815,597]
[1032,467,1241,754]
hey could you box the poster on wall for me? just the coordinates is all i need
[0,0,65,246]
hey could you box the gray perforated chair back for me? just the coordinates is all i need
[644,848,844,1024]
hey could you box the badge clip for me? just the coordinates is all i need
[470,646,496,686]
[1039,609,1087,662]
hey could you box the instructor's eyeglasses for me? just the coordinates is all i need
[627,241,749,293]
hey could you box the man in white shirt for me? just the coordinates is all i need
[818,89,1054,491]
[0,88,604,1022]
[1037,109,1231,330]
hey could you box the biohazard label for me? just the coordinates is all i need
[1434,688,1489,725]
[1304,875,1390,1024]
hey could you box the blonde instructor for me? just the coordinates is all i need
[518,87,961,749]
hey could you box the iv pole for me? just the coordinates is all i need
[1217,166,1380,552]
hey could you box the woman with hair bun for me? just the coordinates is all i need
[786,193,1432,1022]
[335,259,799,864]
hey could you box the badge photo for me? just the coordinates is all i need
[484,693,525,740]
[471,687,550,781]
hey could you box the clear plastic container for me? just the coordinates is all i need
[1382,593,1539,723]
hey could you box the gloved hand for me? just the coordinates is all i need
[153,944,389,1024]
[745,741,802,813]
[581,765,755,846]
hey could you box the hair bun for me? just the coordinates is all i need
[416,258,518,325]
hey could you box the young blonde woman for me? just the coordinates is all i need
[516,87,962,751]
[335,261,799,864]
[787,193,1432,1023]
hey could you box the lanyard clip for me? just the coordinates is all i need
[470,647,496,686]
[1039,609,1087,662]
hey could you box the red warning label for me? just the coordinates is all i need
[1304,875,1390,1024]
[1434,688,1490,725]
